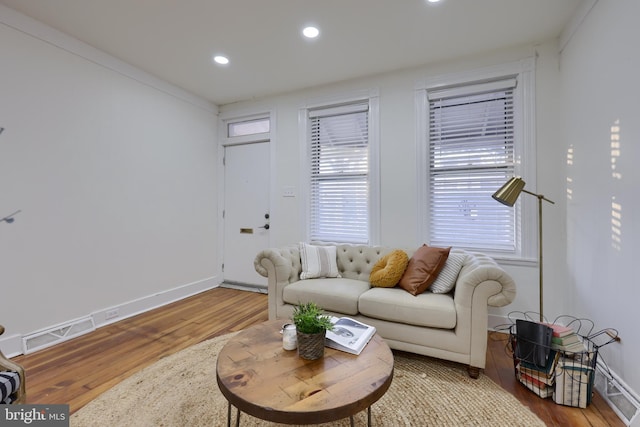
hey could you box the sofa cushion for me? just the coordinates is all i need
[283,278,370,316]
[299,243,341,279]
[359,287,457,329]
[398,245,451,295]
[429,251,466,294]
[369,250,409,288]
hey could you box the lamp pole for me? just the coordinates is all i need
[521,189,554,322]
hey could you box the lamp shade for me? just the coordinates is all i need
[492,177,526,207]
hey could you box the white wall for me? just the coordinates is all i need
[0,12,219,347]
[560,0,640,395]
[221,42,568,328]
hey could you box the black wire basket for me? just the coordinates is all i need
[506,313,618,408]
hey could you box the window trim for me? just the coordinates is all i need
[299,89,380,245]
[415,58,537,264]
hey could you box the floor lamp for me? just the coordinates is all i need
[492,177,554,322]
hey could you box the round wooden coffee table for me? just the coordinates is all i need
[216,319,394,426]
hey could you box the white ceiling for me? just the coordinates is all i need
[0,0,584,106]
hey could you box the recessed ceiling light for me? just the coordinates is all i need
[302,26,320,39]
[213,55,229,65]
[427,0,442,3]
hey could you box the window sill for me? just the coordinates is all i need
[492,256,537,268]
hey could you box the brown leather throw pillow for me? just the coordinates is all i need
[398,244,451,296]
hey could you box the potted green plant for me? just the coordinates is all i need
[292,302,334,360]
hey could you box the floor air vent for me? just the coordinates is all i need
[595,362,640,426]
[22,317,95,354]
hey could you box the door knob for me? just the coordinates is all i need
[259,224,270,230]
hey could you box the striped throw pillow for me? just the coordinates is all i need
[429,252,466,293]
[299,243,341,279]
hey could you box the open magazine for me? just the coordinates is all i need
[325,317,376,355]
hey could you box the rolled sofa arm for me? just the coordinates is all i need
[453,252,516,373]
[254,245,300,279]
[455,252,516,307]
[254,245,302,319]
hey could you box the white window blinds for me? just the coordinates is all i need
[309,102,369,244]
[428,78,518,252]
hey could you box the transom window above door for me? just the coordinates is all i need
[227,117,270,137]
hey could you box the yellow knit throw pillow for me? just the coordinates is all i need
[369,250,409,288]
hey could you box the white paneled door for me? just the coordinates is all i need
[223,142,270,288]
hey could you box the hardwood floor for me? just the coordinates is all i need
[11,287,624,426]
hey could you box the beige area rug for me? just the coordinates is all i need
[71,333,544,427]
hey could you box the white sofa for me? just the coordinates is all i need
[254,244,516,378]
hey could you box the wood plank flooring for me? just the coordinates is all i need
[11,287,624,426]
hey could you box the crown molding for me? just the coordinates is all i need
[0,4,217,113]
[559,0,598,54]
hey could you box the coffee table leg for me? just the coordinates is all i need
[226,402,241,427]
[349,407,372,427]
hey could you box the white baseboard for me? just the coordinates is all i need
[0,276,221,358]
[0,333,23,359]
[91,276,220,328]
[488,313,513,334]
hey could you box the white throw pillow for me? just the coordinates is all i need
[299,243,341,279]
[429,252,466,293]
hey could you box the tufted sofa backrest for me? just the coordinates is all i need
[335,245,393,281]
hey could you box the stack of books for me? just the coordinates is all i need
[516,350,560,398]
[546,323,586,353]
[553,358,595,408]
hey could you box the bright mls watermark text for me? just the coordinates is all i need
[2,405,69,426]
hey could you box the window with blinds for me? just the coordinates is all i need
[428,78,519,252]
[308,102,369,244]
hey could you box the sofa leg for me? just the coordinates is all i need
[467,366,480,379]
